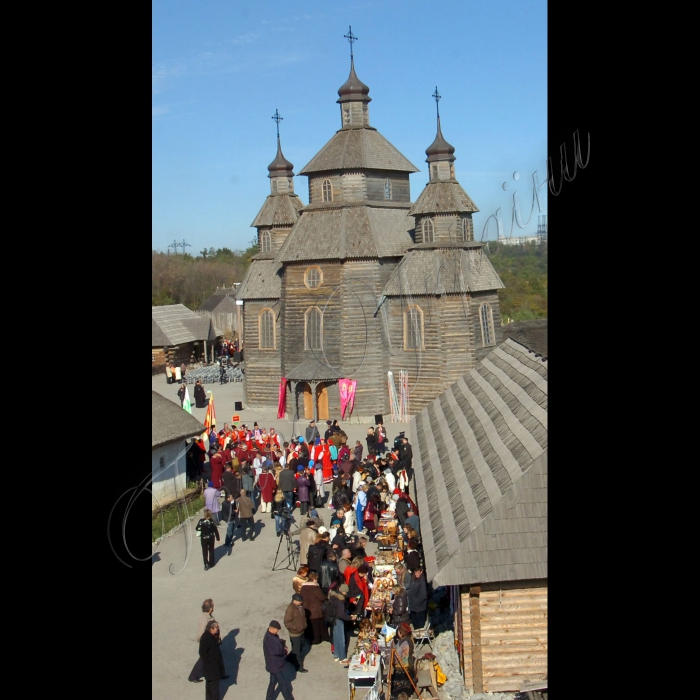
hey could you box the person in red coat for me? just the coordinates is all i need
[257,465,276,513]
[320,439,334,484]
[347,563,371,615]
[209,449,225,489]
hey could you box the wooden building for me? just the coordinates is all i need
[151,390,205,508]
[238,53,504,420]
[409,337,548,694]
[152,304,219,368]
[196,284,241,338]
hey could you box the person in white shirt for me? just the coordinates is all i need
[277,450,286,469]
[352,468,363,494]
[383,468,396,493]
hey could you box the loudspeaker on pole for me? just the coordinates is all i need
[235,401,243,411]
[374,414,384,425]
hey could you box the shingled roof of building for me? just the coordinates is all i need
[152,390,206,449]
[408,181,479,216]
[276,205,415,262]
[298,128,419,175]
[197,286,239,313]
[251,193,304,227]
[409,338,547,587]
[152,305,218,346]
[381,247,504,296]
[500,318,548,358]
[236,259,283,300]
[286,357,341,382]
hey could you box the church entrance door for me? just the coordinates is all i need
[299,382,313,420]
[316,382,330,421]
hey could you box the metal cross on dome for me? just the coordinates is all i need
[344,26,358,61]
[432,86,441,119]
[271,109,283,139]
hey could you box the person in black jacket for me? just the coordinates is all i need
[395,495,410,528]
[328,583,357,664]
[263,621,295,700]
[220,493,237,548]
[318,551,340,594]
[366,427,378,456]
[306,534,327,573]
[389,585,410,627]
[199,620,226,700]
[196,510,220,570]
[407,568,428,630]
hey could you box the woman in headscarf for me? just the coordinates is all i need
[320,438,334,484]
[390,622,416,699]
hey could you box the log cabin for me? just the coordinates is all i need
[409,336,548,693]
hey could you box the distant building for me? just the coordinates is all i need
[152,304,219,367]
[197,284,241,338]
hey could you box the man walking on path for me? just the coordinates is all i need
[235,489,256,541]
[283,594,308,673]
[263,620,295,700]
[199,620,226,700]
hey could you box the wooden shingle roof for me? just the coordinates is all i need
[298,128,419,175]
[276,206,415,262]
[408,181,479,216]
[501,319,548,358]
[152,390,206,449]
[197,286,239,313]
[251,193,304,228]
[286,357,340,381]
[381,247,504,296]
[410,338,548,587]
[152,305,218,346]
[236,259,283,300]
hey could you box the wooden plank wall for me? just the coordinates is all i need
[340,172,365,203]
[242,301,282,408]
[472,291,503,363]
[365,171,411,202]
[460,581,548,693]
[385,295,441,415]
[272,226,293,253]
[441,295,478,388]
[340,261,390,419]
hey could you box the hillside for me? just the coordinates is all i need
[485,240,547,322]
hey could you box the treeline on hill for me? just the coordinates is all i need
[486,240,547,322]
[152,239,547,322]
[152,243,259,308]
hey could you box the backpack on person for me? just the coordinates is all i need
[322,598,337,625]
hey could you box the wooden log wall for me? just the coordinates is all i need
[272,225,293,253]
[308,172,411,204]
[439,294,477,389]
[281,263,342,418]
[364,171,411,202]
[242,300,282,409]
[339,260,396,419]
[152,347,166,366]
[472,291,504,363]
[460,581,547,693]
[385,294,443,415]
[415,213,472,244]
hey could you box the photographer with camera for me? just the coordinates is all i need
[271,488,294,537]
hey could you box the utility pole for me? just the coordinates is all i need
[167,240,178,255]
[179,239,191,255]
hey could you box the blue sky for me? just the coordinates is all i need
[152,0,546,254]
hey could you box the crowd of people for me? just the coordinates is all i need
[188,416,427,700]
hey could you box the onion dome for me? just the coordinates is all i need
[425,117,456,163]
[267,137,294,178]
[336,59,371,104]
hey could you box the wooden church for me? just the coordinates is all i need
[237,42,504,422]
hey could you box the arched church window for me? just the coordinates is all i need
[305,307,323,350]
[422,217,434,243]
[322,179,333,202]
[404,305,424,351]
[479,303,495,347]
[260,231,271,253]
[304,266,322,290]
[259,309,275,349]
[385,179,392,200]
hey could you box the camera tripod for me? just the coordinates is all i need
[272,529,298,572]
